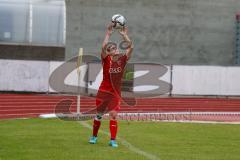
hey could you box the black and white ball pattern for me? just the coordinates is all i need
[111,14,126,28]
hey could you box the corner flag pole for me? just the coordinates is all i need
[77,48,83,115]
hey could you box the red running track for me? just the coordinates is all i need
[1,93,240,119]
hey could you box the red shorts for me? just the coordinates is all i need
[96,90,120,113]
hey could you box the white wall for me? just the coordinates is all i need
[218,67,240,95]
[0,60,49,92]
[133,64,171,96]
[48,61,63,92]
[49,61,88,93]
[172,65,240,96]
[0,59,240,96]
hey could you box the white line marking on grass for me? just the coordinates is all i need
[79,121,160,160]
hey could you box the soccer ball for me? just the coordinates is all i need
[111,14,126,29]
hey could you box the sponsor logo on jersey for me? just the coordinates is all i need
[109,67,122,73]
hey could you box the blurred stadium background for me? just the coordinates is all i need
[1,1,240,160]
[1,0,240,121]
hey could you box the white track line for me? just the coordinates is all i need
[117,112,240,115]
[79,121,160,160]
[159,120,240,125]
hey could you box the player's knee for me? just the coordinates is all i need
[95,114,103,121]
[111,115,117,120]
[110,112,118,120]
[110,115,117,120]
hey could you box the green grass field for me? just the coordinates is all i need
[0,118,240,160]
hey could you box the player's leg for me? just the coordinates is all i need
[89,93,105,144]
[89,113,102,144]
[109,110,119,148]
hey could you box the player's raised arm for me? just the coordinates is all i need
[119,26,133,60]
[101,23,113,58]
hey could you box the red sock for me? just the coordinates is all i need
[110,120,118,140]
[92,119,101,137]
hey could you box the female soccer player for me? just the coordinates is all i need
[89,23,133,147]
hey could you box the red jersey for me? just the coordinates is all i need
[96,54,127,113]
[98,54,127,96]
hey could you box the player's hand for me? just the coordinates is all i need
[119,26,128,36]
[107,23,114,35]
